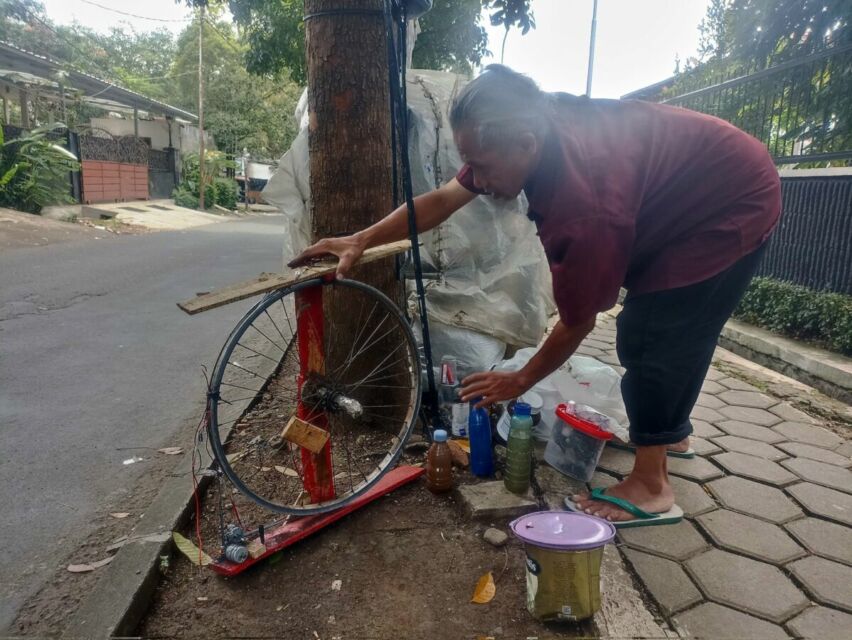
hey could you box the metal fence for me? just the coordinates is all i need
[662,41,852,166]
[758,174,852,294]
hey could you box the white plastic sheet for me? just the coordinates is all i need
[261,69,555,356]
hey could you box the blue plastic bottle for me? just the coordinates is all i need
[468,398,494,477]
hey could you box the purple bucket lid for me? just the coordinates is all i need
[510,511,616,550]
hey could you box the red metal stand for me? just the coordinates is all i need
[295,284,335,503]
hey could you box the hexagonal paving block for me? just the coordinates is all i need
[691,405,725,424]
[719,405,781,427]
[781,458,852,494]
[576,344,605,357]
[769,403,819,425]
[716,420,785,444]
[675,602,789,639]
[777,442,851,468]
[598,353,621,367]
[668,455,725,482]
[622,548,702,615]
[718,390,778,409]
[835,442,852,458]
[788,556,852,613]
[704,367,725,381]
[787,482,852,526]
[785,517,852,566]
[715,435,786,461]
[588,471,619,490]
[596,447,635,476]
[696,393,726,409]
[707,476,802,523]
[690,436,722,457]
[713,452,797,486]
[786,606,852,639]
[686,549,809,623]
[773,422,843,450]
[583,337,613,351]
[696,509,805,564]
[670,475,716,517]
[691,419,723,439]
[718,376,761,392]
[618,519,710,561]
[701,379,726,395]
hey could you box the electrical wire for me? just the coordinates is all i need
[75,0,192,23]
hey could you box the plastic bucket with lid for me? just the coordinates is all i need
[544,402,614,482]
[510,511,616,621]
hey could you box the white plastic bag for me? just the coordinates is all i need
[497,350,628,442]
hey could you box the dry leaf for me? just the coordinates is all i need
[274,465,299,477]
[110,512,130,519]
[454,438,471,453]
[260,466,272,472]
[226,450,247,464]
[158,447,183,455]
[172,531,213,566]
[471,571,496,604]
[67,556,114,573]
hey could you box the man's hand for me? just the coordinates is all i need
[287,234,367,280]
[460,370,530,409]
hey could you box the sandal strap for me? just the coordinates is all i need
[589,487,659,520]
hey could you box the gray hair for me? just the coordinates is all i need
[449,65,552,148]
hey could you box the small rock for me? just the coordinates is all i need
[484,527,508,547]
[404,441,429,454]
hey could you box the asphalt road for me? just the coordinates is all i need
[0,215,287,629]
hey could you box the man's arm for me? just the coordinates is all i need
[460,316,596,408]
[288,178,476,278]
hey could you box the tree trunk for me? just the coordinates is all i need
[305,0,401,357]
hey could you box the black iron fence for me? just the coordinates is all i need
[661,41,852,166]
[758,174,852,294]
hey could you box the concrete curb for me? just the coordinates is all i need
[62,446,213,639]
[720,319,852,404]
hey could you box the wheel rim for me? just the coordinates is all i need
[208,278,421,515]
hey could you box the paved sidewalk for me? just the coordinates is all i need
[575,312,852,639]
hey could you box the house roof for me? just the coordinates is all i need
[0,40,196,121]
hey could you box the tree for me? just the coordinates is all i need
[230,0,536,81]
[169,16,302,157]
[411,0,489,73]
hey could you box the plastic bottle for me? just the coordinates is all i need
[425,429,453,493]
[468,399,494,477]
[504,401,534,494]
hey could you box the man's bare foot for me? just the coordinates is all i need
[572,475,675,522]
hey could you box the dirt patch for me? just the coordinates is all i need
[138,475,593,640]
[0,207,103,250]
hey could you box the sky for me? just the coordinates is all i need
[40,0,711,98]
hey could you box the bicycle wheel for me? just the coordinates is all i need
[208,277,421,515]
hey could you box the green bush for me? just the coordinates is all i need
[0,123,79,214]
[172,186,198,210]
[174,152,236,210]
[735,278,852,355]
[214,178,238,210]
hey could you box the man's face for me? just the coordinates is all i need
[454,125,539,200]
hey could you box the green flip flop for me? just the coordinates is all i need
[564,487,684,529]
[608,440,696,459]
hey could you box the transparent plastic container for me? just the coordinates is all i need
[544,403,614,482]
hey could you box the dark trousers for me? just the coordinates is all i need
[616,244,767,446]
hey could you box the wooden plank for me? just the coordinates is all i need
[281,416,330,455]
[177,239,411,315]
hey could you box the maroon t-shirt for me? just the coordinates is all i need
[456,95,781,326]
